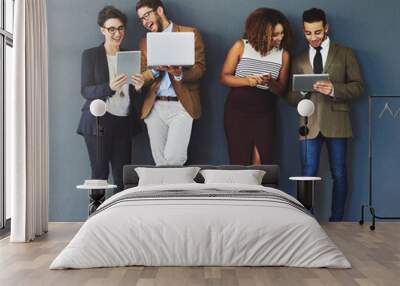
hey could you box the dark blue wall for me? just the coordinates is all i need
[371,98,400,217]
[47,0,400,221]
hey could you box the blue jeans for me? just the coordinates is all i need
[300,134,348,221]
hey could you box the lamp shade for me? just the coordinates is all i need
[297,99,315,117]
[90,99,106,117]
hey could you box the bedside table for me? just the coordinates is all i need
[289,176,321,212]
[77,184,117,215]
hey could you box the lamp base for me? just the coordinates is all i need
[88,189,105,215]
[297,180,313,210]
[299,126,309,136]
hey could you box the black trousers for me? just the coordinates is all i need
[83,113,132,194]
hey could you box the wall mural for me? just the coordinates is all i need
[47,0,400,221]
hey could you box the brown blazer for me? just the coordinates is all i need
[288,42,364,139]
[138,24,206,119]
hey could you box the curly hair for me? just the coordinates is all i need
[97,6,127,27]
[244,8,293,56]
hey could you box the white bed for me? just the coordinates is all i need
[50,182,350,269]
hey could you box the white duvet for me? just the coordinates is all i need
[50,183,350,269]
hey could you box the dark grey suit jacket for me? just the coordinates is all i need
[77,44,142,136]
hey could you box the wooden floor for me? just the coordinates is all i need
[0,222,399,286]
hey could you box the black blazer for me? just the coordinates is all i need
[77,44,142,136]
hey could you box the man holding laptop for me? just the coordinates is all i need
[136,0,206,166]
[288,8,364,221]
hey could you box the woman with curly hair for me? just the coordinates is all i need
[220,8,293,165]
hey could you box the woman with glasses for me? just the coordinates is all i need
[77,6,144,194]
[220,8,293,165]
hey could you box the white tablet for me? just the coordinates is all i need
[147,32,195,67]
[116,51,141,77]
[292,74,329,92]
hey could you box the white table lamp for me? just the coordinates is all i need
[86,99,107,214]
[297,99,315,164]
[89,99,106,168]
[297,99,315,117]
[90,99,106,117]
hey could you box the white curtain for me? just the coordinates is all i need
[7,0,49,242]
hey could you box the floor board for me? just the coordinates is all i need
[0,222,399,286]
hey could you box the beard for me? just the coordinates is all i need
[156,17,164,32]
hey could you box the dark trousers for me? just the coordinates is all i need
[83,113,132,194]
[300,134,348,221]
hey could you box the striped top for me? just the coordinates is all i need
[235,39,283,90]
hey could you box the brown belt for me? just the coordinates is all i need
[156,96,179,102]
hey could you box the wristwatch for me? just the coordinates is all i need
[150,69,160,79]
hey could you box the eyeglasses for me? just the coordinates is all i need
[103,25,125,34]
[138,9,155,22]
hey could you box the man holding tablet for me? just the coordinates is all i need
[288,8,364,221]
[136,0,206,166]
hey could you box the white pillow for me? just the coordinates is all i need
[135,167,201,186]
[200,169,266,185]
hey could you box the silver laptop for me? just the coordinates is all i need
[147,32,195,67]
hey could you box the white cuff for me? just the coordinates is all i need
[150,69,160,79]
[174,73,183,81]
[329,87,335,97]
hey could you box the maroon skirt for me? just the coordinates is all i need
[224,86,276,165]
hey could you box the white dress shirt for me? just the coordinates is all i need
[155,22,182,97]
[308,36,330,70]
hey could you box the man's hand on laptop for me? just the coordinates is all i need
[156,66,183,77]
